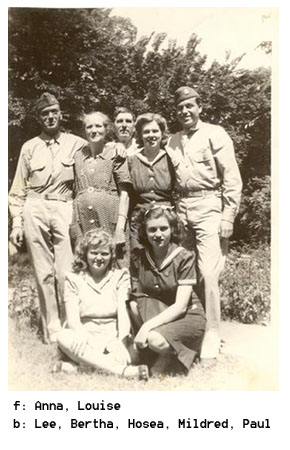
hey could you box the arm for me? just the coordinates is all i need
[113,149,131,245]
[64,274,89,356]
[116,269,131,340]
[106,270,131,364]
[210,127,243,238]
[114,187,129,245]
[9,146,30,247]
[64,274,83,331]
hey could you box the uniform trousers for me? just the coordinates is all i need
[23,198,73,342]
[177,194,228,358]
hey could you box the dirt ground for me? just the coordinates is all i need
[219,321,278,390]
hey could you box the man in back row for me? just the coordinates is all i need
[167,86,243,360]
[9,93,86,343]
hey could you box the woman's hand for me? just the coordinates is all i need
[134,324,150,349]
[70,331,89,357]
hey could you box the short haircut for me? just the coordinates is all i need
[114,107,136,122]
[72,228,116,273]
[135,113,169,148]
[81,111,113,141]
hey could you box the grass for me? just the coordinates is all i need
[8,244,275,391]
[9,319,276,391]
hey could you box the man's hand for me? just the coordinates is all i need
[10,227,24,248]
[114,142,127,158]
[219,220,233,239]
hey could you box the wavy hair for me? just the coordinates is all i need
[72,228,116,274]
[137,206,184,248]
[135,113,169,148]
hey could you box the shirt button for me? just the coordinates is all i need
[89,219,95,224]
[154,284,160,288]
[88,206,93,210]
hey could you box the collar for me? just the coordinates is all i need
[81,143,115,161]
[182,119,203,137]
[136,149,166,167]
[40,131,62,146]
[84,270,113,293]
[145,244,183,271]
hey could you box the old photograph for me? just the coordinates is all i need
[8,6,277,390]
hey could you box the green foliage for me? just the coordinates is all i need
[220,244,271,324]
[8,8,271,245]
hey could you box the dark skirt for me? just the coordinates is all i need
[134,295,206,372]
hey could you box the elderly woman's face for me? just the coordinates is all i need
[84,113,107,143]
[141,120,162,151]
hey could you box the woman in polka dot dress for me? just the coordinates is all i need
[70,112,132,268]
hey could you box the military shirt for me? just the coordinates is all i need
[167,120,242,223]
[9,131,86,227]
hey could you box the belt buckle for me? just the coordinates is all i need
[87,187,94,193]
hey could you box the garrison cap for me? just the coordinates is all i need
[35,92,59,112]
[174,86,199,105]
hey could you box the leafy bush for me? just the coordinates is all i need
[220,244,271,324]
[236,176,271,244]
[9,244,271,330]
[8,256,40,330]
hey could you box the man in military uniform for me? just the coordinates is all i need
[9,93,86,343]
[167,86,242,360]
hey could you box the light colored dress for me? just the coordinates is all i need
[64,268,130,352]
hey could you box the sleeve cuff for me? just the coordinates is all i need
[178,278,197,286]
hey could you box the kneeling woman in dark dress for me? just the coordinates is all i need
[129,206,206,374]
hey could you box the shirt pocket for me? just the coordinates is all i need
[30,161,48,188]
[193,147,212,163]
[61,159,75,182]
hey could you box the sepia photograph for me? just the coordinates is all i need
[8,5,278,391]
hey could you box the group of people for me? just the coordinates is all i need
[9,86,242,380]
